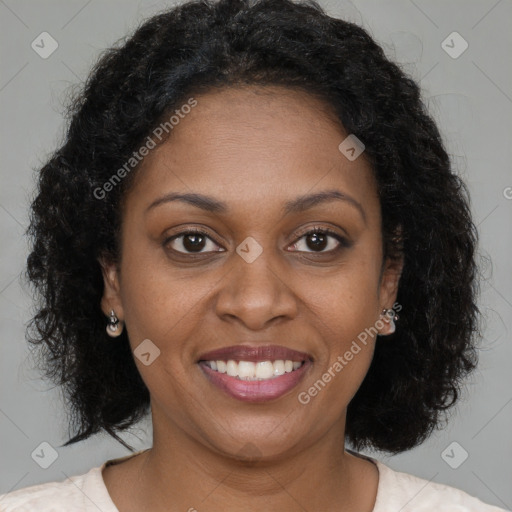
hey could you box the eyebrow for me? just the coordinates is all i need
[145,189,366,223]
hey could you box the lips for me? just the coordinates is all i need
[197,344,313,403]
[197,344,312,363]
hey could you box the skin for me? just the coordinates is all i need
[99,85,403,512]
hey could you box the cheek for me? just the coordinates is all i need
[118,244,206,360]
[118,261,207,413]
[301,247,382,395]
[312,257,381,336]
[299,275,379,416]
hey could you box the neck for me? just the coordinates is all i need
[130,409,378,512]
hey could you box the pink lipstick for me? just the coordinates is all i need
[198,344,312,403]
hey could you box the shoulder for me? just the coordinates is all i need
[373,459,509,512]
[0,465,114,512]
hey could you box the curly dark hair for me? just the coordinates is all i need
[24,0,480,454]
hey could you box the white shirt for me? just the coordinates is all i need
[0,449,508,511]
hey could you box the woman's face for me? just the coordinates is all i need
[100,86,401,459]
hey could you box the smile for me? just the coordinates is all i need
[198,344,312,402]
[202,359,303,380]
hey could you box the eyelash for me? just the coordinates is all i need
[290,226,350,253]
[163,226,350,256]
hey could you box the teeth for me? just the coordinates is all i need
[204,359,304,380]
[226,360,238,377]
[273,360,285,376]
[238,361,256,379]
[255,361,274,379]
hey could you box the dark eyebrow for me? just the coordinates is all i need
[282,190,366,223]
[146,193,228,214]
[145,189,366,223]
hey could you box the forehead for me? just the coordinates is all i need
[124,85,378,219]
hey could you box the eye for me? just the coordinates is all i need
[164,228,224,254]
[164,226,350,256]
[289,227,349,253]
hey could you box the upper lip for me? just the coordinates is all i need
[198,344,313,363]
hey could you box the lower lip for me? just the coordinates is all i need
[199,361,312,403]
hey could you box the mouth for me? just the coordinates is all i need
[202,359,304,379]
[197,345,312,402]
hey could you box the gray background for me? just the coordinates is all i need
[1,0,511,509]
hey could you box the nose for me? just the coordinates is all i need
[214,246,298,331]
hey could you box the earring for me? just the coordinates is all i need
[380,308,399,335]
[106,309,123,337]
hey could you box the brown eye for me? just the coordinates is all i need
[165,229,223,254]
[304,231,329,251]
[290,228,349,253]
[181,233,207,252]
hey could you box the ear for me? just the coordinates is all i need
[98,255,124,320]
[378,226,404,308]
[377,252,404,335]
[378,254,403,308]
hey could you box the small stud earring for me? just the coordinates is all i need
[380,308,399,335]
[106,309,123,337]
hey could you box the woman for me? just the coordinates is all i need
[0,0,507,510]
